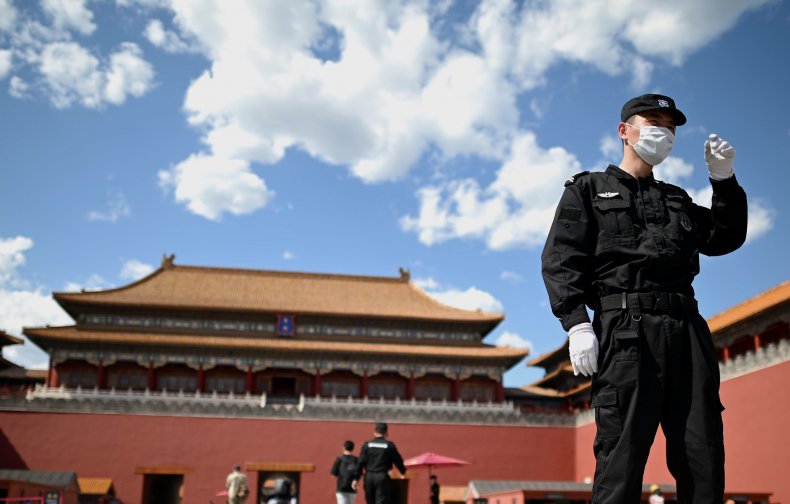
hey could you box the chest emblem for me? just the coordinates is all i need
[680,213,693,231]
[597,192,620,198]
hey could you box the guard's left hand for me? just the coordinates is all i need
[704,134,736,180]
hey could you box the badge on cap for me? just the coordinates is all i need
[597,192,620,198]
[658,99,670,108]
[680,213,693,231]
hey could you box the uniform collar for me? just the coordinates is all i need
[606,164,656,184]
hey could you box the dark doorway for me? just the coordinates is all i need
[271,377,296,397]
[390,477,408,504]
[141,474,183,504]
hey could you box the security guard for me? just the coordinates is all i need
[541,94,747,503]
[358,422,406,504]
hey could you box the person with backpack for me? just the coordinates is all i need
[331,440,360,504]
[226,465,249,504]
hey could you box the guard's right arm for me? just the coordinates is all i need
[541,183,596,331]
[330,457,340,477]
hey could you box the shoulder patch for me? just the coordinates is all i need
[564,171,590,187]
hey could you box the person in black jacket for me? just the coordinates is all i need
[331,440,360,504]
[541,94,747,503]
[358,422,406,504]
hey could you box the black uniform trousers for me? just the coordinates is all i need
[364,471,392,504]
[590,293,724,504]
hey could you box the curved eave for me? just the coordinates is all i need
[24,326,528,366]
[707,279,790,334]
[526,339,568,368]
[52,264,504,334]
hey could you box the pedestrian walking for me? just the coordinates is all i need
[331,440,360,504]
[225,465,249,504]
[358,422,407,504]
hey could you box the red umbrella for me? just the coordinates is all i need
[404,452,471,478]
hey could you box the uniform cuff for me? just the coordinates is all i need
[560,305,591,332]
[709,174,740,190]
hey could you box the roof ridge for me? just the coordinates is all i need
[172,263,409,283]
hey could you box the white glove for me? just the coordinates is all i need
[704,133,735,180]
[568,322,599,377]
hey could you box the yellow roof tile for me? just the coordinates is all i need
[78,478,113,495]
[54,263,503,325]
[707,279,790,333]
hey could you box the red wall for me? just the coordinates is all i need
[575,360,790,503]
[0,412,575,504]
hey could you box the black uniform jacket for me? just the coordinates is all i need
[541,164,747,331]
[358,436,407,475]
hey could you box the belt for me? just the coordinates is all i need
[598,292,697,314]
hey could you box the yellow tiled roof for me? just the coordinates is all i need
[707,279,790,333]
[440,485,468,502]
[53,262,503,325]
[78,478,113,495]
[25,326,529,362]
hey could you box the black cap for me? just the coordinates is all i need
[621,94,686,126]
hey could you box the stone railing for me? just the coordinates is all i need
[719,337,790,380]
[4,385,575,427]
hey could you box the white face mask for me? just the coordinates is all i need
[625,123,674,166]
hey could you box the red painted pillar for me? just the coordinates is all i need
[313,371,322,396]
[361,371,369,398]
[722,346,730,363]
[753,333,762,351]
[407,373,415,399]
[96,360,106,389]
[147,363,157,391]
[50,364,60,387]
[495,381,505,402]
[197,364,206,392]
[246,366,254,394]
[452,375,461,401]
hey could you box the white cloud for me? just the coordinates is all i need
[62,273,110,293]
[87,191,131,222]
[401,131,581,249]
[0,49,11,80]
[500,271,524,282]
[415,277,503,313]
[494,330,533,352]
[119,259,154,281]
[0,236,72,369]
[0,0,18,33]
[653,156,695,184]
[144,19,198,53]
[143,0,770,220]
[744,199,776,243]
[686,185,775,244]
[283,250,295,260]
[37,41,155,109]
[41,0,96,36]
[158,153,275,221]
[104,43,157,104]
[9,76,30,99]
[0,236,33,286]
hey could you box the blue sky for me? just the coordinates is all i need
[1,0,788,386]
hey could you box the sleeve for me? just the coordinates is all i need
[693,176,748,256]
[390,443,406,474]
[330,457,340,477]
[358,444,368,472]
[541,183,596,331]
